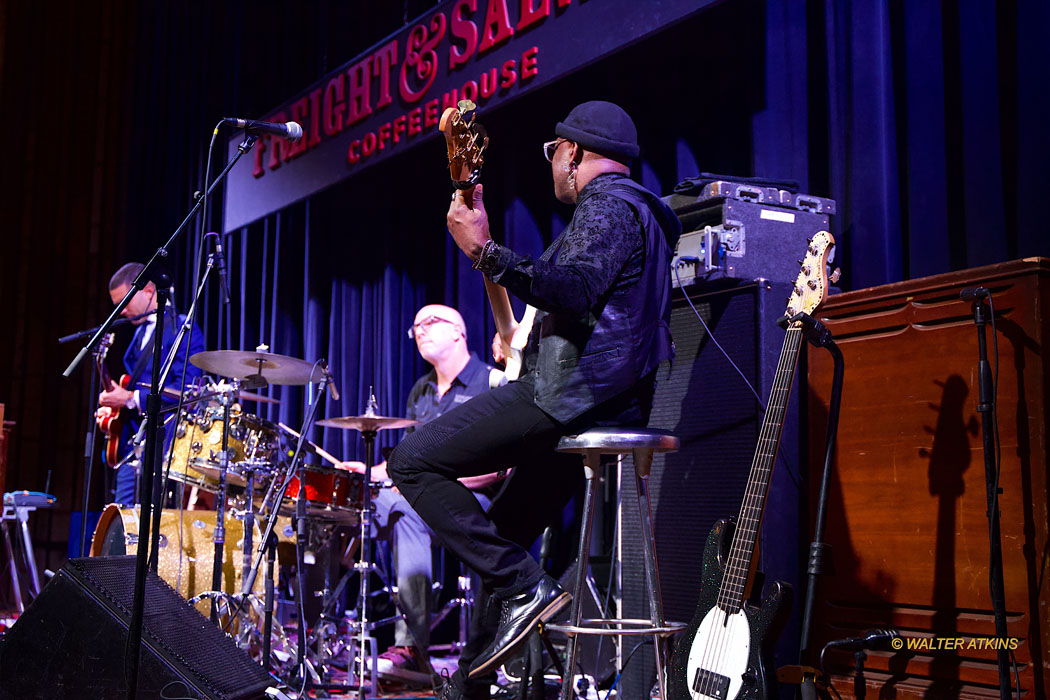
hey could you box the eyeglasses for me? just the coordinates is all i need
[542,138,569,162]
[407,315,458,339]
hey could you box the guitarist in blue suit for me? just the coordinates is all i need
[97,262,205,505]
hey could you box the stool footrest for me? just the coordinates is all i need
[545,618,687,637]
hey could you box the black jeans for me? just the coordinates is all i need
[389,375,584,598]
[389,370,651,594]
[389,372,652,694]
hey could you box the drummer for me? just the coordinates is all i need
[97,262,206,505]
[341,303,507,687]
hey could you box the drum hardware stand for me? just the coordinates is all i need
[239,362,333,691]
[428,560,476,653]
[209,382,237,622]
[349,394,391,699]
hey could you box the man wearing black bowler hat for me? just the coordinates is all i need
[388,100,681,699]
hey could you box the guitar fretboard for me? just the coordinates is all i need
[715,325,804,613]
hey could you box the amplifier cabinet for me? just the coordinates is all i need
[621,281,805,700]
[807,258,1050,700]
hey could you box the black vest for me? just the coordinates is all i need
[531,178,681,423]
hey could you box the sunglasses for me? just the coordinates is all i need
[542,138,570,162]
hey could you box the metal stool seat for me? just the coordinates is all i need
[545,427,684,700]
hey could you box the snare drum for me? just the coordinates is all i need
[89,504,294,616]
[166,408,282,492]
[279,466,363,523]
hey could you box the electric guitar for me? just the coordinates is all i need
[439,100,537,380]
[668,231,838,700]
[94,333,131,466]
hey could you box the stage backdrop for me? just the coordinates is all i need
[1,0,1047,656]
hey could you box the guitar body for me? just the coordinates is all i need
[669,519,792,700]
[96,341,131,467]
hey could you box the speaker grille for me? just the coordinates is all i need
[620,283,803,698]
[0,556,272,700]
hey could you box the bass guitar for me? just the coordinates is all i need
[668,231,837,700]
[94,333,131,467]
[439,99,537,380]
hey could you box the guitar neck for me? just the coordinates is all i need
[716,325,804,613]
[483,277,519,343]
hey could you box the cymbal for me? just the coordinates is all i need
[190,350,322,385]
[317,415,418,432]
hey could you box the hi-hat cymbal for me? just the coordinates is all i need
[317,415,418,432]
[190,350,322,385]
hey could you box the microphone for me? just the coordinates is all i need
[208,232,230,305]
[223,117,303,142]
[825,628,901,650]
[320,362,340,402]
[960,286,990,301]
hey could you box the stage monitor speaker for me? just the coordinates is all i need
[619,281,804,700]
[0,555,273,700]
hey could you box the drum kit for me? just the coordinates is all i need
[92,347,418,697]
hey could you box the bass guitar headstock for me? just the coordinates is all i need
[439,99,488,189]
[785,230,838,321]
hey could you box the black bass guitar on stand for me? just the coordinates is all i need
[668,231,837,700]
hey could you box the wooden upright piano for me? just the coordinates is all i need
[806,258,1049,699]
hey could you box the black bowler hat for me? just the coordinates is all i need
[555,100,639,164]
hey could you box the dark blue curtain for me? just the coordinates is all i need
[131,0,1048,463]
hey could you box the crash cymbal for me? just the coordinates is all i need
[316,415,419,432]
[190,350,323,385]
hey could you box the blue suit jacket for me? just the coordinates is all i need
[118,308,206,453]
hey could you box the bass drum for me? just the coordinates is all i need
[90,504,294,616]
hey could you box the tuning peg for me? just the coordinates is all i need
[807,279,818,290]
[829,267,842,284]
[797,259,804,266]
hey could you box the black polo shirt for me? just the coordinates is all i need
[404,353,499,433]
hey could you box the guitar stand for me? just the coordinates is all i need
[773,312,844,700]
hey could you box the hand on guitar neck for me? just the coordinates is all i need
[446,184,491,262]
[441,101,536,381]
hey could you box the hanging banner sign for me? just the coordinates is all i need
[223,0,715,231]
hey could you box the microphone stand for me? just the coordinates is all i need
[968,294,1011,700]
[79,351,103,556]
[62,132,257,382]
[58,133,259,700]
[148,256,218,573]
[58,310,153,345]
[775,312,842,700]
[125,274,171,700]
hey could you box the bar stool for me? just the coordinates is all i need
[545,428,685,700]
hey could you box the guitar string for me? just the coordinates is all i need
[718,327,802,609]
[698,241,827,696]
[707,327,801,696]
[700,326,803,697]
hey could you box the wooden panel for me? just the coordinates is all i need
[806,258,1050,700]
